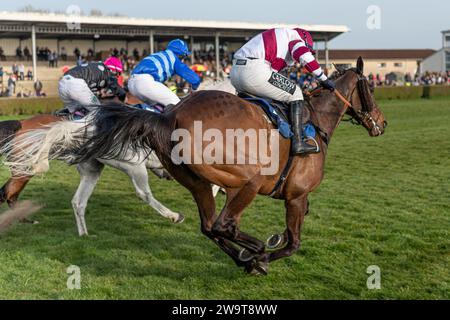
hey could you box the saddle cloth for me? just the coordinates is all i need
[131,103,163,113]
[238,92,316,139]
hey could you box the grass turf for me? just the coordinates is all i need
[0,97,448,299]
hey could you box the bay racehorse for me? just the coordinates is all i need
[56,57,387,275]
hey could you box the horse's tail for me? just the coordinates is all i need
[0,120,22,153]
[0,120,88,176]
[70,104,174,164]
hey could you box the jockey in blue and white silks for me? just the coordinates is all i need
[128,39,201,107]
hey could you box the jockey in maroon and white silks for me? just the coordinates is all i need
[231,28,336,155]
[235,28,328,81]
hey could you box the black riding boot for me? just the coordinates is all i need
[290,100,318,155]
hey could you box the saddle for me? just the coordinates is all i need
[238,92,311,124]
[237,91,322,197]
[129,103,164,113]
[237,92,314,139]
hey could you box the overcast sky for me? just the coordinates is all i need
[1,0,448,49]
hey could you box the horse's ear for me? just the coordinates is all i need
[333,63,344,75]
[356,56,364,74]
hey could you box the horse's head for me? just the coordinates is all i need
[340,57,387,137]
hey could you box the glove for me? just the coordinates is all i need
[320,79,336,91]
[117,88,127,102]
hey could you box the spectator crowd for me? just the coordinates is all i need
[367,71,450,87]
[0,43,449,98]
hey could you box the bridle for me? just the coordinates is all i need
[334,70,383,136]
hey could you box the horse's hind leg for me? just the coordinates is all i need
[163,160,243,267]
[212,179,266,255]
[72,159,105,236]
[190,181,245,267]
[0,176,36,223]
[117,161,184,223]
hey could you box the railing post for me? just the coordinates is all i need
[31,25,38,82]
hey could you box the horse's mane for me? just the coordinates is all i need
[329,67,359,81]
[304,67,360,144]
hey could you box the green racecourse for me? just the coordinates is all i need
[0,97,448,299]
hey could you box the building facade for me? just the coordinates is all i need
[318,49,436,77]
[421,30,450,73]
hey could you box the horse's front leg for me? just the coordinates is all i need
[118,160,184,223]
[72,159,105,236]
[259,195,308,266]
[266,199,309,250]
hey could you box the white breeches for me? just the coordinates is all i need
[230,58,303,103]
[58,75,100,110]
[128,73,180,107]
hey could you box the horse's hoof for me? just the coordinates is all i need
[163,172,174,180]
[174,213,185,224]
[266,234,284,250]
[239,248,255,262]
[20,218,39,225]
[254,260,269,275]
[245,259,269,276]
[247,267,264,276]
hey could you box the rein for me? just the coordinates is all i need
[334,89,352,109]
[305,87,353,110]
[310,73,382,135]
[270,71,381,198]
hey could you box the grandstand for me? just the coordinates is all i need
[0,11,349,91]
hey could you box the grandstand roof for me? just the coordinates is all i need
[0,11,349,41]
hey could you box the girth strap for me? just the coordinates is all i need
[269,155,294,197]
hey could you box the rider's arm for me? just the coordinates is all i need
[115,85,127,102]
[174,57,201,90]
[106,75,126,102]
[290,41,328,81]
[105,72,127,102]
